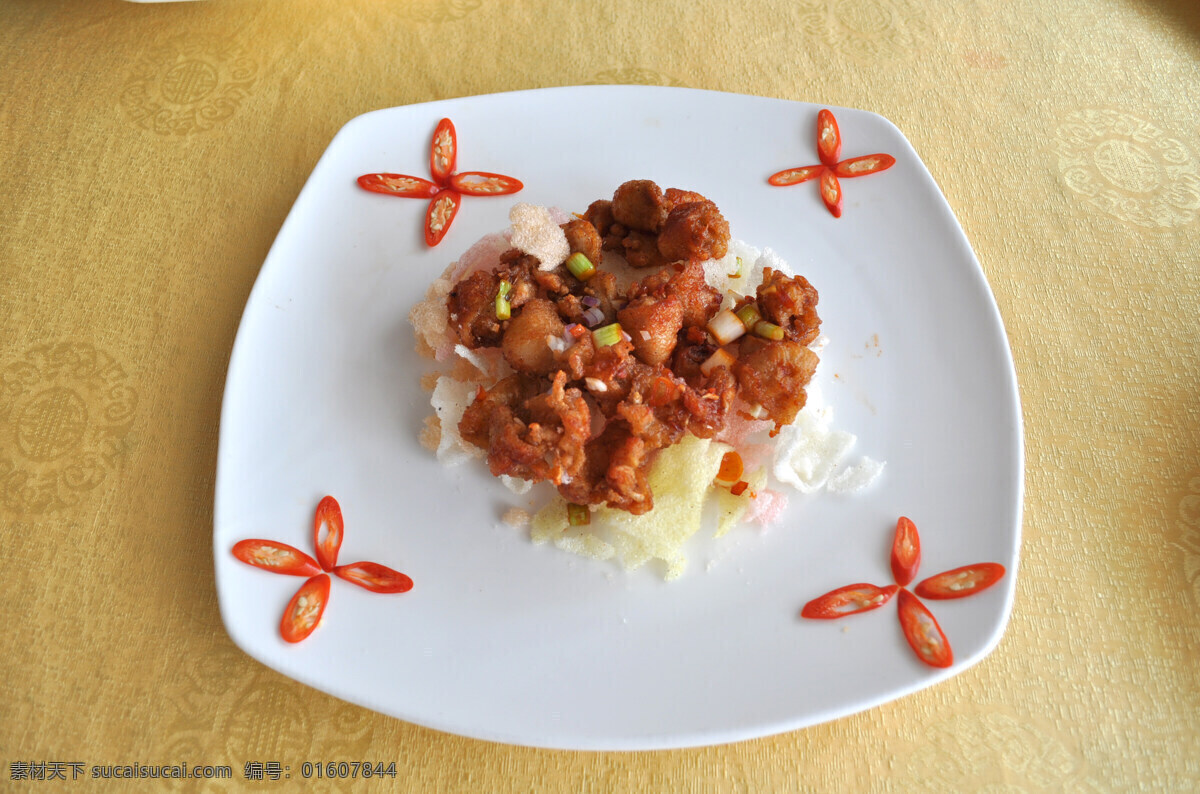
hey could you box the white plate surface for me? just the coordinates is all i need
[214,86,1023,750]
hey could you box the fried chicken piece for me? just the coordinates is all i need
[680,364,737,439]
[604,432,654,514]
[459,371,591,485]
[555,294,587,326]
[532,266,571,298]
[617,294,684,367]
[458,374,539,449]
[557,269,620,328]
[628,262,720,329]
[583,199,615,238]
[756,267,821,345]
[494,249,539,310]
[502,298,565,375]
[669,260,723,328]
[586,269,619,316]
[621,229,670,269]
[555,327,595,381]
[733,336,819,430]
[447,269,503,348]
[581,336,637,411]
[611,179,669,233]
[657,200,730,262]
[557,423,655,515]
[669,336,715,386]
[664,187,710,210]
[561,218,603,268]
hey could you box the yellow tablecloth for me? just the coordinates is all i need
[2,0,1198,789]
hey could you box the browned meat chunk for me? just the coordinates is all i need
[617,295,683,366]
[557,424,655,515]
[586,270,619,317]
[680,364,737,439]
[494,249,539,310]
[581,336,636,410]
[531,266,571,297]
[458,374,538,449]
[670,336,715,386]
[611,180,668,233]
[502,299,565,375]
[446,181,824,516]
[604,432,653,514]
[626,261,720,329]
[670,260,722,328]
[561,219,603,268]
[621,229,670,269]
[657,201,730,262]
[460,371,590,485]
[583,199,615,238]
[756,267,821,345]
[447,269,502,348]
[733,337,819,430]
[555,328,595,381]
[664,187,710,210]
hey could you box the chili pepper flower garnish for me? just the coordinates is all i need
[800,516,1005,668]
[357,117,523,246]
[768,109,895,218]
[232,496,414,643]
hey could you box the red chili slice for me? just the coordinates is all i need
[313,495,344,571]
[890,516,921,587]
[768,165,825,186]
[914,563,1006,600]
[449,172,524,196]
[897,589,953,667]
[801,583,899,619]
[356,173,440,198]
[819,170,843,218]
[834,153,896,178]
[425,190,461,246]
[232,539,322,577]
[334,562,414,594]
[429,118,457,186]
[816,109,842,167]
[280,574,331,643]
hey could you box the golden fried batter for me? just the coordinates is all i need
[452,180,823,513]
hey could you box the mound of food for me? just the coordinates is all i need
[412,180,882,579]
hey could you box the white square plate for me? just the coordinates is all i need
[215,86,1023,750]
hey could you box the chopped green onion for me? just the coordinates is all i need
[567,502,591,526]
[592,322,623,347]
[735,303,762,330]
[753,320,785,341]
[495,280,512,320]
[729,256,744,278]
[566,252,596,281]
[707,308,748,345]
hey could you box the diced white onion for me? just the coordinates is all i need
[706,309,747,346]
[700,347,737,376]
[585,377,608,393]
